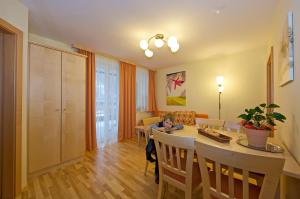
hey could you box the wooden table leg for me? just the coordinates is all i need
[137,129,140,145]
[275,175,285,199]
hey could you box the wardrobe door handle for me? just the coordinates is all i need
[55,109,60,112]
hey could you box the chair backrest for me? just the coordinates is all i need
[196,118,225,129]
[195,141,285,199]
[152,129,195,191]
[224,121,241,133]
[143,117,161,144]
[142,116,161,126]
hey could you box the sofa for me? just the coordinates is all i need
[154,111,208,126]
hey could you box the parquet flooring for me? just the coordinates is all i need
[22,138,202,199]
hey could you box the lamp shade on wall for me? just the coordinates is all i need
[216,76,224,93]
[216,76,224,85]
[218,85,224,93]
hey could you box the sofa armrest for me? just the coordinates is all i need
[195,113,208,119]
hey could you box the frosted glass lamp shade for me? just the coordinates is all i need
[170,43,180,52]
[216,76,224,85]
[145,49,153,58]
[140,39,148,50]
[154,39,164,48]
[168,36,178,48]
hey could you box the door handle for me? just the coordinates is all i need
[55,109,60,112]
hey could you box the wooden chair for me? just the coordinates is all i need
[144,126,153,176]
[195,141,285,199]
[195,118,225,130]
[224,121,241,133]
[143,117,161,176]
[143,116,161,126]
[153,129,201,199]
[136,117,161,145]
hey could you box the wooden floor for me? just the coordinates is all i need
[22,138,202,199]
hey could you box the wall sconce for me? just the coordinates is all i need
[216,76,224,120]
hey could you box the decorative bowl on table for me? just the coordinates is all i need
[197,128,232,143]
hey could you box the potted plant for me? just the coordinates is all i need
[238,103,286,148]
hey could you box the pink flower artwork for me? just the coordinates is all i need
[166,71,186,106]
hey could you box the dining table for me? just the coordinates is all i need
[171,125,300,195]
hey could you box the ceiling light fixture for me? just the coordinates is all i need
[140,34,180,58]
[213,9,221,14]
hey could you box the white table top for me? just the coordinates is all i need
[172,126,300,179]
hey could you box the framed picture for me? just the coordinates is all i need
[166,71,186,106]
[279,11,294,86]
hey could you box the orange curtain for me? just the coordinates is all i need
[148,70,157,112]
[78,49,97,151]
[118,62,136,141]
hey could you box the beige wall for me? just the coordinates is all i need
[156,46,267,122]
[271,0,300,166]
[270,0,300,197]
[0,0,28,189]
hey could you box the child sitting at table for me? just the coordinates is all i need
[149,113,183,133]
[145,113,183,184]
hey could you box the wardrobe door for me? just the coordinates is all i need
[28,44,61,173]
[61,52,86,162]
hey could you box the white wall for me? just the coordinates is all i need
[0,0,28,189]
[156,46,267,122]
[29,33,76,52]
[270,0,300,164]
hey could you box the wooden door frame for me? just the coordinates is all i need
[267,46,274,105]
[0,17,23,196]
[267,46,274,137]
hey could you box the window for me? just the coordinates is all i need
[96,55,119,148]
[136,67,149,112]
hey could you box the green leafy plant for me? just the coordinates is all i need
[238,103,286,131]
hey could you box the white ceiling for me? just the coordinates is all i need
[22,0,278,68]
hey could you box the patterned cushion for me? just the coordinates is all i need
[157,111,173,120]
[174,111,196,126]
[156,111,197,126]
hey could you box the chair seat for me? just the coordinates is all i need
[163,157,201,189]
[209,171,261,199]
[221,166,265,186]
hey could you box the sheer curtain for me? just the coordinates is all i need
[95,55,119,148]
[136,67,149,112]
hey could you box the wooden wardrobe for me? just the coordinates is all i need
[28,43,86,174]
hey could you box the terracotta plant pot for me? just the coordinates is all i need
[244,127,270,148]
